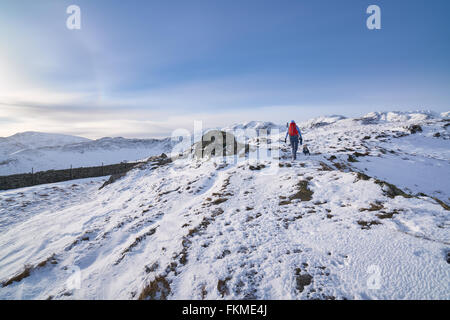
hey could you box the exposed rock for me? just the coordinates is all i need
[191,130,250,159]
[405,124,423,134]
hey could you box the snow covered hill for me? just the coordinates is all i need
[223,120,285,132]
[0,133,174,175]
[0,132,89,158]
[0,110,449,300]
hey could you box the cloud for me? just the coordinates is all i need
[0,96,344,139]
[1,57,448,139]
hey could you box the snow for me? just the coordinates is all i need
[0,131,90,150]
[224,121,284,132]
[299,115,347,129]
[0,110,449,300]
[0,134,174,175]
[360,110,436,123]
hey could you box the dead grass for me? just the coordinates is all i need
[359,202,384,212]
[211,198,228,205]
[354,171,371,181]
[373,179,412,199]
[357,220,382,230]
[376,211,396,219]
[333,162,348,171]
[430,197,450,211]
[249,164,266,171]
[217,277,231,297]
[201,284,208,299]
[353,151,369,157]
[318,162,333,171]
[290,180,314,202]
[212,192,233,197]
[279,180,314,205]
[115,228,157,265]
[2,254,57,287]
[158,187,181,197]
[145,262,159,273]
[138,276,171,300]
[1,266,32,287]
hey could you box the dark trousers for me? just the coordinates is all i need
[289,135,299,159]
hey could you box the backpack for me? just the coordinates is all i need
[288,122,298,136]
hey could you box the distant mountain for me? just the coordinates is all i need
[355,110,437,124]
[293,111,445,130]
[0,133,174,175]
[0,132,90,156]
[1,111,447,175]
[1,131,90,148]
[223,120,284,132]
[299,115,347,129]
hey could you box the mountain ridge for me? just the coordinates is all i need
[1,110,448,176]
[0,108,448,299]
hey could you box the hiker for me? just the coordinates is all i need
[284,120,303,160]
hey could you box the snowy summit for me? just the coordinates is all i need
[0,110,449,300]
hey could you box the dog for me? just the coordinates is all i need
[302,144,310,156]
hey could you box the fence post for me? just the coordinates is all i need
[102,162,104,176]
[70,165,73,179]
[31,167,34,185]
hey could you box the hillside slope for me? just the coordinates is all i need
[0,133,174,175]
[0,111,448,299]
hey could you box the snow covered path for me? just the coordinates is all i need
[0,112,449,299]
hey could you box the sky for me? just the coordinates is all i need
[0,0,449,139]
